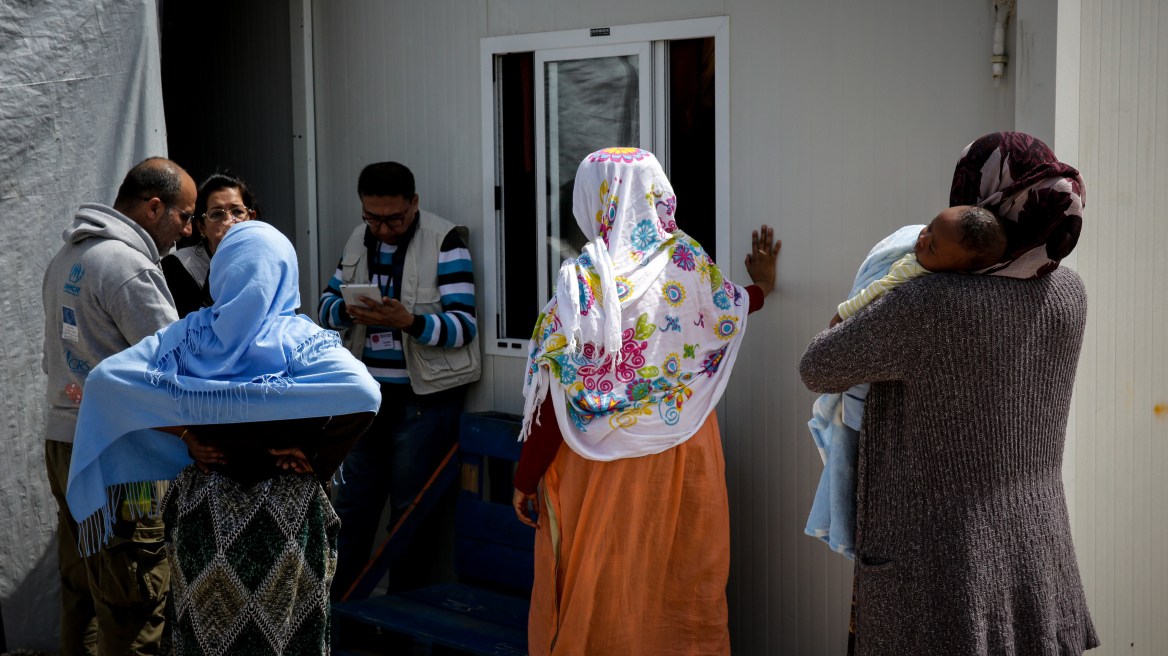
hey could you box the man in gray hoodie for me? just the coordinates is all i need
[42,157,195,656]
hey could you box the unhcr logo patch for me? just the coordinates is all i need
[63,263,84,296]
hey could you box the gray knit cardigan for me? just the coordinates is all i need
[799,268,1099,655]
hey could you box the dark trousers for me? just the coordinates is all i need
[331,384,463,599]
[45,440,169,656]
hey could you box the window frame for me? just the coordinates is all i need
[479,16,730,357]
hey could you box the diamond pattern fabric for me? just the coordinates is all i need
[162,466,339,656]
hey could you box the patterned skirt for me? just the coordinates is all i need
[161,466,339,656]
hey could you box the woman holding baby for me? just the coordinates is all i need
[801,132,1099,655]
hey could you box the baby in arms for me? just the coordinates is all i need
[829,205,1007,327]
[805,205,1006,558]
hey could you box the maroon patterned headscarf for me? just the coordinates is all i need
[950,132,1086,279]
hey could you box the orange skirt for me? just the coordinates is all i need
[528,411,731,656]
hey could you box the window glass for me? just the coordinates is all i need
[668,38,717,259]
[544,55,640,290]
[497,53,538,341]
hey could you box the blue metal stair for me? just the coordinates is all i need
[331,412,534,656]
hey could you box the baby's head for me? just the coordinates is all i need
[914,205,1007,272]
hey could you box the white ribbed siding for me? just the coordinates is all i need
[1068,0,1168,652]
[308,2,1016,653]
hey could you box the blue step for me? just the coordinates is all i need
[454,537,535,590]
[456,498,536,550]
[459,412,524,461]
[333,585,528,656]
[397,582,530,631]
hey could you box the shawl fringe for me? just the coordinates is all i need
[142,328,343,423]
[145,324,215,387]
[77,480,170,557]
[519,365,551,442]
[291,329,342,366]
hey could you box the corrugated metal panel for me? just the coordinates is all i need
[310,2,1015,653]
[1072,0,1168,652]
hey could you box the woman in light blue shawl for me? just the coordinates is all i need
[67,221,381,656]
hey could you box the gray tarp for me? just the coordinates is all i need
[0,0,166,649]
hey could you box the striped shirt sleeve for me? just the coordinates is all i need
[837,253,931,321]
[404,230,478,347]
[317,258,355,329]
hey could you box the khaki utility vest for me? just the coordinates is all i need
[338,210,481,394]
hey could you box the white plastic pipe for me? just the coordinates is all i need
[993,0,1015,87]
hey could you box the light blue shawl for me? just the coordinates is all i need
[804,224,922,559]
[67,222,381,554]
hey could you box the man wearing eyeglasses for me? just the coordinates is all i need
[318,161,481,597]
[41,157,194,656]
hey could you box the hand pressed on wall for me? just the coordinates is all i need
[744,223,781,297]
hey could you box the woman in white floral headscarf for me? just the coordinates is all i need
[512,147,779,655]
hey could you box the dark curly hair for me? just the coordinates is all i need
[958,205,1008,269]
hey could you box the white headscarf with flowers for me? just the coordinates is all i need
[520,147,750,461]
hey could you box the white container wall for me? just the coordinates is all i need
[309,1,1018,653]
[1068,0,1168,652]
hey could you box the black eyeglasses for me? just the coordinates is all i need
[140,195,195,224]
[362,210,411,229]
[163,202,196,225]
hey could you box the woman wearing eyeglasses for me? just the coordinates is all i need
[161,173,258,317]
